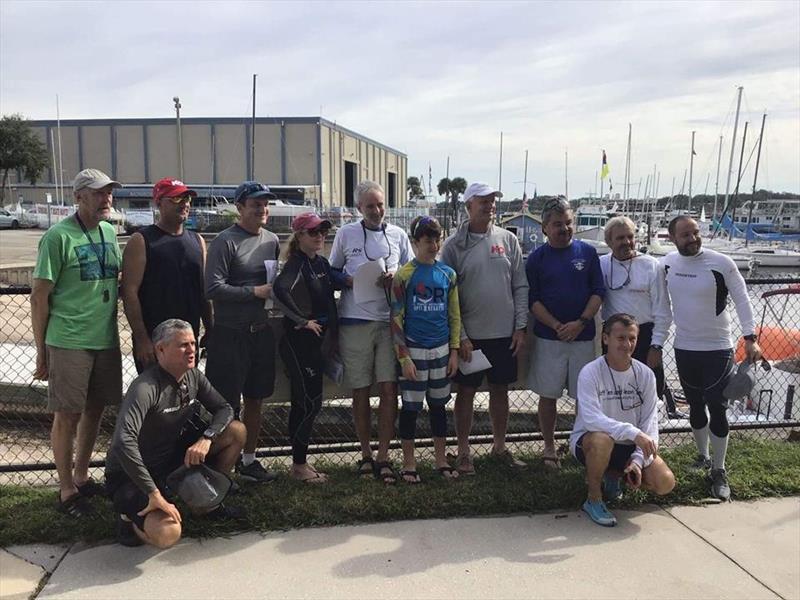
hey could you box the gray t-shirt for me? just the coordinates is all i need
[205,224,280,328]
[105,365,233,494]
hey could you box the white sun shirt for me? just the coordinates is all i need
[329,220,413,321]
[570,356,659,469]
[661,248,756,351]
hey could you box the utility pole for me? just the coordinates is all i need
[251,74,257,179]
[173,96,184,181]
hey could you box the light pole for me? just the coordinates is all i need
[173,96,184,181]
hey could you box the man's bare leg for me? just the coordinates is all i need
[488,384,510,453]
[241,397,264,455]
[376,382,397,463]
[51,412,80,501]
[72,402,105,486]
[352,387,373,460]
[537,396,558,459]
[582,433,614,502]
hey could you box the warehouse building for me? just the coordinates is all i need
[9,117,407,209]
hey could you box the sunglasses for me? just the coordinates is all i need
[304,228,329,237]
[166,195,193,205]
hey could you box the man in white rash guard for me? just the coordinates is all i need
[663,216,761,501]
[571,313,675,527]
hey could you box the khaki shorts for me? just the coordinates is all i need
[46,346,123,413]
[338,321,397,389]
[528,337,595,399]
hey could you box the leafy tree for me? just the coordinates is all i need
[437,177,468,202]
[407,176,425,200]
[0,115,50,203]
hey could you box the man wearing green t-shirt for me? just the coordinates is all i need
[31,168,124,517]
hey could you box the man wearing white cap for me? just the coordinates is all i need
[31,168,124,517]
[440,182,529,475]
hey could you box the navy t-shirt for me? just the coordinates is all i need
[526,240,605,341]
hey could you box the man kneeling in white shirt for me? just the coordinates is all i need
[571,313,676,527]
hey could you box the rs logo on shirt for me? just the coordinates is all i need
[490,244,506,256]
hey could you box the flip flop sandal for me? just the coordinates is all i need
[356,457,375,478]
[400,470,421,484]
[294,472,327,484]
[56,493,95,518]
[374,462,398,485]
[437,466,459,480]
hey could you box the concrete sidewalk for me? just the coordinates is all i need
[2,497,798,600]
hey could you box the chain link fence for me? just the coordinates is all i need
[2,276,798,486]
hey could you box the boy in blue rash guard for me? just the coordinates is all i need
[390,217,461,483]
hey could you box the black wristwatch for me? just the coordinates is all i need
[650,344,663,351]
[202,428,217,441]
[743,334,758,342]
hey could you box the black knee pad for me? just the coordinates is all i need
[399,409,418,441]
[707,402,729,437]
[688,402,709,430]
[428,405,447,438]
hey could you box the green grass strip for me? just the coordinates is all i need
[2,437,798,547]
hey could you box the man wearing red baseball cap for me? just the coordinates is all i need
[121,178,211,373]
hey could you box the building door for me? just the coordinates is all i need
[387,172,397,208]
[344,161,357,207]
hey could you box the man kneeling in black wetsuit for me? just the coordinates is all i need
[105,319,246,548]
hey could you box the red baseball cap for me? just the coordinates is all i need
[153,178,197,201]
[291,212,332,232]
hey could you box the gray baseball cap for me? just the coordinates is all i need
[72,168,122,192]
[722,361,756,401]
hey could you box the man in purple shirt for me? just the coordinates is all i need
[526,197,604,468]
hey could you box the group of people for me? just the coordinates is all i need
[31,168,761,548]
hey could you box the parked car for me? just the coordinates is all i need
[0,208,34,229]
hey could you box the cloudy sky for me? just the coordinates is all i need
[2,1,799,197]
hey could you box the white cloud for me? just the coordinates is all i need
[2,0,798,194]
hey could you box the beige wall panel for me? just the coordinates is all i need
[182,124,212,184]
[342,134,358,164]
[360,141,369,181]
[146,125,180,183]
[81,126,112,176]
[285,123,316,185]
[320,125,331,205]
[253,123,282,184]
[214,124,246,184]
[387,151,397,173]
[115,126,145,183]
[56,126,80,185]
[331,128,342,205]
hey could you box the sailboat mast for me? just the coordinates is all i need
[746,112,767,247]
[623,123,631,213]
[688,131,696,214]
[723,86,744,212]
[498,132,503,191]
[713,135,723,222]
[730,121,749,237]
[250,74,257,179]
[523,149,528,203]
[564,149,568,201]
[56,95,64,205]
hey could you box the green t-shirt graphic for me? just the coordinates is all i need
[33,216,122,350]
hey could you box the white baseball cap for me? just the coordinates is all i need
[463,182,503,203]
[72,168,122,192]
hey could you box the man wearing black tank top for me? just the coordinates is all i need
[121,178,211,373]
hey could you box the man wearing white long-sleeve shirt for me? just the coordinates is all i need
[600,217,671,398]
[663,216,761,501]
[571,314,675,527]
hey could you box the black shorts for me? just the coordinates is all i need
[675,348,735,409]
[575,433,636,472]
[205,323,276,416]
[105,416,206,529]
[452,337,517,388]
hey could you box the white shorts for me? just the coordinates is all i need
[528,337,595,399]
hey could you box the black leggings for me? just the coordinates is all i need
[399,405,447,441]
[279,326,324,464]
[675,348,735,437]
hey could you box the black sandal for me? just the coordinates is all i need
[374,462,398,485]
[356,457,375,478]
[400,470,421,484]
[76,478,105,498]
[56,493,95,518]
